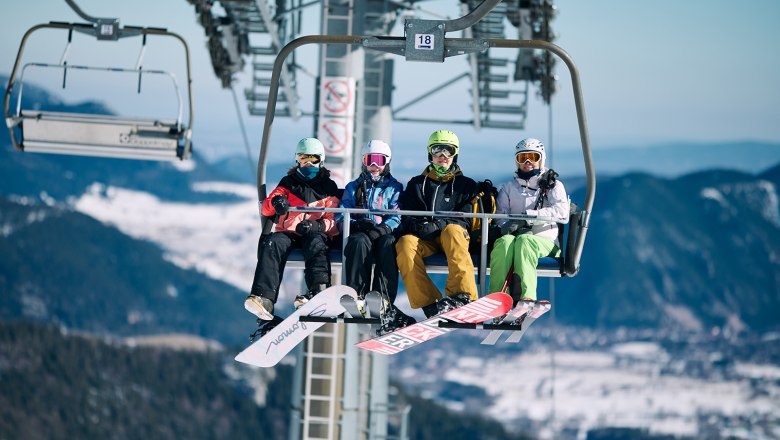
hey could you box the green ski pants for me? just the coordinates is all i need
[488,234,560,300]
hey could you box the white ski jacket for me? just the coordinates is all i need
[495,170,570,245]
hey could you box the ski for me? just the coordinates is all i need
[480,299,535,345]
[504,300,551,344]
[356,292,512,355]
[339,294,378,332]
[235,285,356,368]
[340,294,366,318]
[364,291,386,319]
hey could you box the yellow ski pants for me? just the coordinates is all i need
[395,224,478,309]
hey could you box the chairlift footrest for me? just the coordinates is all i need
[299,315,380,325]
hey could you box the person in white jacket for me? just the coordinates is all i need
[489,138,570,303]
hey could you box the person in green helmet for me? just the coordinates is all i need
[395,129,479,318]
[244,137,341,328]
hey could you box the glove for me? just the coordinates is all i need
[538,169,559,190]
[500,220,528,236]
[296,219,324,236]
[271,195,289,215]
[351,218,375,233]
[366,223,391,241]
[413,220,444,241]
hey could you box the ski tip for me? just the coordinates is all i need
[485,292,513,309]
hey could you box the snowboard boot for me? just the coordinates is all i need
[294,283,329,309]
[249,315,284,342]
[435,292,471,314]
[377,305,417,336]
[244,294,274,321]
[422,303,439,318]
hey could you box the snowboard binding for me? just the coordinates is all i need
[249,315,284,342]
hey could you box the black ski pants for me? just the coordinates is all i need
[250,231,331,303]
[344,232,399,301]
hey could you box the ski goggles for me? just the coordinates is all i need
[362,153,389,167]
[515,151,541,164]
[296,153,322,164]
[429,144,457,158]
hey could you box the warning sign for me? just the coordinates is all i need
[317,76,355,175]
[318,118,353,156]
[319,77,356,117]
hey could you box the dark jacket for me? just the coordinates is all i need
[400,164,477,233]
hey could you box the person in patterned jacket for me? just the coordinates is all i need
[338,140,415,333]
[244,137,340,322]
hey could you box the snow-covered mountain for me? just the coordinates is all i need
[3,82,779,438]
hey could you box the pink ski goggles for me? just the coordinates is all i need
[363,153,389,167]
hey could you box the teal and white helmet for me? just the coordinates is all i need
[515,137,546,169]
[295,137,325,162]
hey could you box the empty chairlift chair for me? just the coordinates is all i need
[4,21,194,161]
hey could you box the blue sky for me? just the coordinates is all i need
[3,0,779,172]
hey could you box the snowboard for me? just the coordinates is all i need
[355,292,512,355]
[235,285,357,367]
[480,299,535,345]
[505,300,551,343]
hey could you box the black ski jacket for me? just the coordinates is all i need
[399,164,477,232]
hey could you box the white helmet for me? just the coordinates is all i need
[515,137,546,169]
[361,139,392,162]
[295,137,325,162]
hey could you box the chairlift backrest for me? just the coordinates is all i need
[3,22,194,161]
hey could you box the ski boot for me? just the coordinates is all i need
[244,294,274,320]
[509,298,536,327]
[377,304,416,336]
[248,315,284,342]
[294,283,329,309]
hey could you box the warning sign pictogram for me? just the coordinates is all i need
[320,77,355,117]
[318,118,353,155]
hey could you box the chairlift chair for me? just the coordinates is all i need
[254,9,595,294]
[4,21,194,161]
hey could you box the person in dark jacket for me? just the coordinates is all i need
[244,137,340,323]
[396,130,479,318]
[338,139,415,333]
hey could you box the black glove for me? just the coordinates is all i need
[351,218,375,233]
[413,219,444,241]
[296,219,324,235]
[271,195,289,215]
[500,220,528,236]
[539,169,558,190]
[366,223,392,241]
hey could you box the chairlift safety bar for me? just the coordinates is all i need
[14,62,186,132]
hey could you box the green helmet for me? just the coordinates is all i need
[295,137,325,162]
[427,130,460,161]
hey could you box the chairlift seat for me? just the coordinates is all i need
[16,111,190,160]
